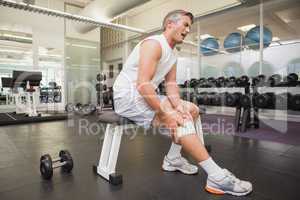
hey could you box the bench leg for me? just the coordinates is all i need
[96,124,123,183]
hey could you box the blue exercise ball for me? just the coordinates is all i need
[200,37,219,56]
[245,25,273,50]
[224,32,244,53]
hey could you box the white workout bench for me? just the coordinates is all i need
[94,108,209,185]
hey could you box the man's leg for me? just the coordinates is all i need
[154,99,253,196]
[159,100,198,174]
[163,100,204,175]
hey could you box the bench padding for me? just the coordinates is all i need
[98,111,134,125]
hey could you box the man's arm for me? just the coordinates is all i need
[165,64,181,109]
[136,40,163,113]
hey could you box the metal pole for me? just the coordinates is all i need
[259,0,264,75]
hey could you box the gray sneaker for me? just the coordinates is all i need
[205,169,253,196]
[162,156,198,175]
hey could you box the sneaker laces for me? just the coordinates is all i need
[223,169,241,184]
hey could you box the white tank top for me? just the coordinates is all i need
[113,34,177,99]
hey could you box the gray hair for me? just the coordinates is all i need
[162,10,194,31]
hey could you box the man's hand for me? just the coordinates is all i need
[175,103,192,121]
[157,111,184,143]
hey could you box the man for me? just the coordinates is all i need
[113,9,252,196]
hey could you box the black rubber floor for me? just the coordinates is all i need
[0,112,68,126]
[0,115,299,200]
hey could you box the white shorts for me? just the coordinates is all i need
[114,90,167,129]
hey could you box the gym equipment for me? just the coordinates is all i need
[235,75,249,87]
[190,79,200,88]
[267,74,282,87]
[275,93,291,110]
[290,94,300,111]
[216,76,226,88]
[245,25,273,50]
[210,92,227,106]
[226,76,236,87]
[94,110,211,185]
[240,94,251,108]
[253,93,275,109]
[224,32,244,53]
[283,73,299,87]
[48,82,57,88]
[12,70,42,117]
[40,150,73,180]
[225,92,242,107]
[236,93,259,132]
[207,77,217,87]
[196,92,208,105]
[81,104,97,115]
[65,103,74,113]
[210,92,220,106]
[200,37,219,56]
[195,78,210,88]
[252,74,266,87]
[96,83,107,91]
[96,73,106,82]
[68,103,96,115]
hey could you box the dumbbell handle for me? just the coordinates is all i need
[53,161,67,169]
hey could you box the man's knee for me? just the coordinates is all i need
[176,120,197,138]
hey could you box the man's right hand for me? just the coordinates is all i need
[158,111,184,143]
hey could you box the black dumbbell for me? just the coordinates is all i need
[290,94,300,111]
[275,93,291,110]
[48,82,57,88]
[253,93,275,109]
[252,75,266,87]
[216,76,226,88]
[267,74,282,87]
[240,94,252,108]
[210,93,221,106]
[96,83,107,91]
[190,78,199,88]
[226,76,236,87]
[197,78,209,88]
[96,73,106,82]
[65,103,74,113]
[207,77,217,87]
[81,104,97,115]
[196,92,208,105]
[225,92,242,107]
[236,75,249,87]
[103,92,110,105]
[283,73,299,87]
[40,150,73,180]
[74,103,83,113]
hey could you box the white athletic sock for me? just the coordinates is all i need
[166,142,182,159]
[194,116,205,145]
[199,157,224,177]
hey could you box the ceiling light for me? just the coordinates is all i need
[199,34,213,40]
[70,44,97,49]
[2,34,32,41]
[237,24,256,32]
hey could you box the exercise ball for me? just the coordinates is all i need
[245,26,273,50]
[224,32,244,53]
[200,37,219,56]
[247,61,274,77]
[223,62,244,77]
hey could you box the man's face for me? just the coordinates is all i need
[170,15,192,44]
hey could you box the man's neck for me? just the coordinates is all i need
[163,32,176,49]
